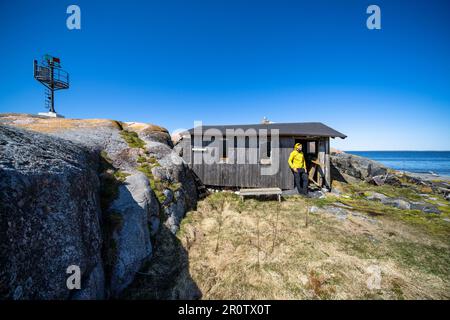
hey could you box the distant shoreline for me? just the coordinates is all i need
[345,150,450,178]
[402,171,450,181]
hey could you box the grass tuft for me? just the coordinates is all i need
[120,129,146,148]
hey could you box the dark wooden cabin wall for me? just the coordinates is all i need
[180,135,331,190]
[181,136,295,189]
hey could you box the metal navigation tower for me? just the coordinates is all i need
[33,54,69,116]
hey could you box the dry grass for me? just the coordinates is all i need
[178,192,450,300]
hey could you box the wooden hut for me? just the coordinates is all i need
[177,122,346,190]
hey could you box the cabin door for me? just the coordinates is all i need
[294,138,318,175]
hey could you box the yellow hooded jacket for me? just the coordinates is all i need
[288,146,306,170]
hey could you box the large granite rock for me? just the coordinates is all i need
[367,174,402,187]
[132,125,198,234]
[331,152,388,181]
[107,173,157,297]
[0,114,201,300]
[365,191,440,213]
[0,125,104,299]
[330,151,450,198]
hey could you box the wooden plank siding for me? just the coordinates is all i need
[180,134,331,190]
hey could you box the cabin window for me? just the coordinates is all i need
[260,138,271,160]
[307,141,316,154]
[219,135,269,163]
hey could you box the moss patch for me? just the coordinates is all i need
[136,154,180,205]
[137,155,147,164]
[114,170,130,182]
[120,129,146,149]
[117,127,177,206]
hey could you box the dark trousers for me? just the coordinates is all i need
[293,168,308,195]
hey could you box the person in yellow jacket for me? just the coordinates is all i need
[288,143,308,195]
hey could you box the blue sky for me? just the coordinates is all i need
[0,0,449,150]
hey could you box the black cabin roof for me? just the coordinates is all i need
[186,122,347,139]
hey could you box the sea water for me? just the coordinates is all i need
[345,151,450,177]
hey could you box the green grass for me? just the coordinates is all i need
[137,155,147,163]
[120,129,146,149]
[137,158,180,206]
[147,156,158,165]
[425,196,450,216]
[114,170,130,182]
[136,163,164,202]
[326,180,450,239]
[333,191,449,238]
[344,181,423,202]
[307,196,339,208]
[389,241,450,278]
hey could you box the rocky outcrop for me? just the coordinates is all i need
[331,152,388,181]
[107,173,155,297]
[330,152,450,199]
[402,174,450,198]
[365,191,411,210]
[367,173,402,187]
[0,114,200,300]
[0,125,104,299]
[330,151,449,214]
[365,191,440,213]
[131,124,198,233]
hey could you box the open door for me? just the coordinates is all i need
[294,139,317,168]
[294,138,320,187]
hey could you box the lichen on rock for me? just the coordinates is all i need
[0,125,104,299]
